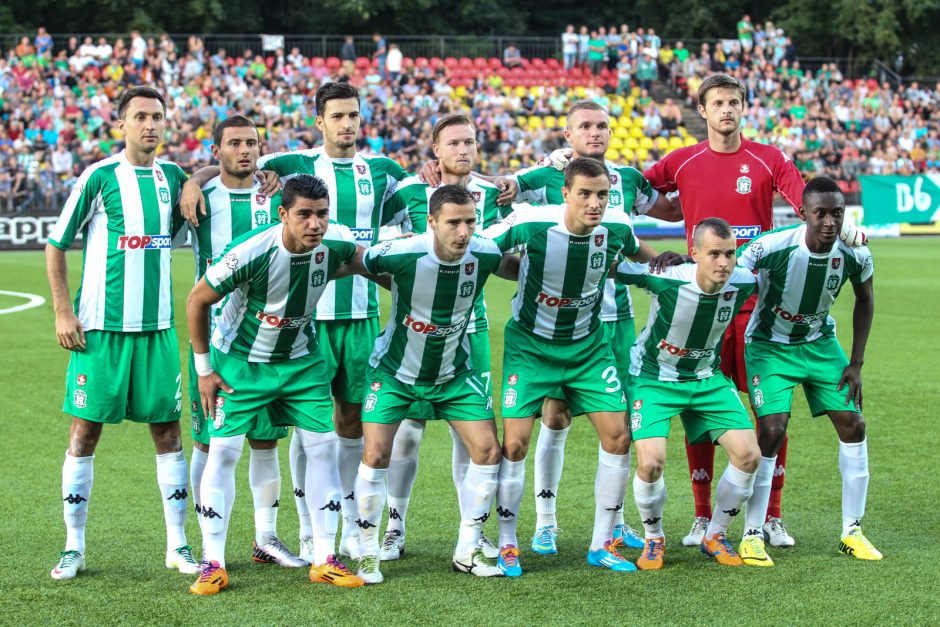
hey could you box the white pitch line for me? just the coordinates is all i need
[0,290,46,315]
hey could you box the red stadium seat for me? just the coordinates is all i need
[459,57,473,68]
[265,56,274,69]
[430,57,443,69]
[355,56,370,69]
[488,57,502,69]
[326,57,341,69]
[546,58,560,69]
[474,57,488,68]
[444,57,459,68]
[531,58,545,68]
[415,57,429,67]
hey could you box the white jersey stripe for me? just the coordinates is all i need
[116,161,145,330]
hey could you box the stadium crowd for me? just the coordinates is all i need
[1,23,938,212]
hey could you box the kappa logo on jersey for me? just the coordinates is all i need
[465,262,475,275]
[73,389,87,409]
[723,291,734,301]
[315,251,325,264]
[832,258,842,269]
[731,225,761,240]
[349,227,375,244]
[508,374,518,386]
[595,233,605,247]
[771,305,828,325]
[735,176,752,194]
[503,388,517,408]
[77,374,87,386]
[223,252,239,269]
[255,311,314,329]
[657,339,714,359]
[536,291,600,308]
[117,234,172,250]
[356,164,366,175]
[459,281,474,297]
[402,314,467,337]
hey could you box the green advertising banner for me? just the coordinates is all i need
[860,175,940,225]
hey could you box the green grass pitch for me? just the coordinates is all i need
[0,238,938,625]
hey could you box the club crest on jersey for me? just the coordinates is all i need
[633,399,643,410]
[155,169,165,182]
[608,190,622,206]
[471,191,482,203]
[465,262,475,275]
[594,234,605,247]
[255,193,266,204]
[609,173,619,185]
[158,188,171,204]
[724,291,734,301]
[316,251,325,264]
[311,270,325,287]
[356,164,366,175]
[590,251,605,269]
[735,176,752,194]
[370,381,382,392]
[459,281,474,297]
[739,164,749,174]
[77,374,87,386]
[508,374,519,386]
[717,307,732,323]
[358,179,372,195]
[73,389,87,409]
[503,388,518,408]
[826,275,839,290]
[831,258,841,270]
[752,375,760,387]
[254,210,270,226]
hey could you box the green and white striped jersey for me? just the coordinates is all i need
[737,224,874,345]
[204,222,357,363]
[483,204,639,342]
[385,175,512,333]
[47,151,186,332]
[189,177,280,281]
[616,262,756,381]
[363,233,503,385]
[257,148,407,320]
[512,161,657,321]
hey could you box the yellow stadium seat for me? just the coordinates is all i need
[669,136,684,149]
[608,116,618,129]
[631,86,641,97]
[630,126,644,139]
[610,136,624,150]
[615,126,629,139]
[685,136,698,146]
[637,147,649,162]
[575,86,587,98]
[558,115,567,128]
[528,117,543,129]
[625,137,639,150]
[455,86,467,99]
[640,136,654,149]
[622,148,635,163]
[544,116,557,129]
[509,159,521,169]
[515,86,527,98]
[516,115,527,127]
[655,137,669,150]
[678,126,688,138]
[606,149,620,161]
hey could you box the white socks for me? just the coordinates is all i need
[189,446,208,533]
[591,447,630,551]
[839,438,869,536]
[62,452,94,554]
[533,424,569,529]
[633,474,666,538]
[200,435,245,568]
[744,456,776,537]
[337,436,364,545]
[296,428,342,565]
[455,462,499,557]
[496,457,525,548]
[706,463,756,538]
[156,450,189,550]
[355,463,388,557]
[288,430,312,540]
[249,447,280,545]
[386,419,425,536]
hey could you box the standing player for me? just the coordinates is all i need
[376,113,510,561]
[354,185,519,583]
[186,175,369,595]
[616,218,763,569]
[46,86,198,579]
[511,100,669,554]
[186,115,304,568]
[737,177,880,561]
[484,158,649,576]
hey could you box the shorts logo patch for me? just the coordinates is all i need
[192,404,201,434]
[752,388,764,408]
[752,375,760,387]
[215,397,225,408]
[503,388,517,408]
[633,399,643,410]
[594,234,605,247]
[832,258,841,270]
[73,389,87,409]
[77,374,87,386]
[364,393,378,412]
[723,291,734,301]
[508,374,518,386]
[630,411,642,431]
[370,381,382,392]
[465,262,475,275]
[315,251,325,264]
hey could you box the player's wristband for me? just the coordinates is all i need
[194,352,213,376]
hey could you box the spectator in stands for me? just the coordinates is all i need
[616,53,634,95]
[737,15,754,51]
[606,26,622,71]
[578,26,590,68]
[387,43,403,83]
[341,36,357,76]
[562,25,579,71]
[503,43,524,69]
[34,27,53,59]
[373,33,387,79]
[636,51,658,91]
[129,30,147,67]
[660,97,683,132]
[588,31,606,75]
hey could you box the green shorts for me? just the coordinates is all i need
[546,319,636,416]
[406,329,492,420]
[745,337,860,418]
[317,318,381,404]
[501,320,627,419]
[210,351,332,437]
[187,347,287,445]
[361,367,494,424]
[627,374,752,445]
[64,328,181,424]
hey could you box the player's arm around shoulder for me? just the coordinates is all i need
[729,266,759,297]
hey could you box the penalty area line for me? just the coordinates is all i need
[0,290,46,315]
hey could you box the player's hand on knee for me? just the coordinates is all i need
[198,373,234,419]
[55,313,85,351]
[418,159,442,187]
[256,169,281,195]
[180,179,207,226]
[837,364,863,410]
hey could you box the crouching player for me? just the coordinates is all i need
[617,218,763,569]
[185,175,372,594]
[354,185,519,583]
[737,176,880,561]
